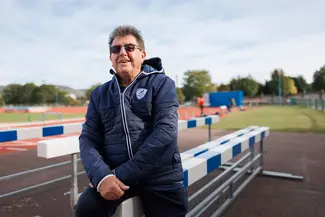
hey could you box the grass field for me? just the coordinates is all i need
[211,106,325,133]
[0,112,85,123]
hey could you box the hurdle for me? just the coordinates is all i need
[37,119,303,216]
[0,114,220,143]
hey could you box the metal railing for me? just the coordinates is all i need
[0,158,85,199]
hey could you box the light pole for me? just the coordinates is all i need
[278,71,282,105]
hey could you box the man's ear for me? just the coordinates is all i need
[141,51,146,60]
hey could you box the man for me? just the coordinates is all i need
[75,25,188,217]
[197,96,204,116]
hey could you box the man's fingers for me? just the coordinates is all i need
[114,184,124,197]
[115,179,129,191]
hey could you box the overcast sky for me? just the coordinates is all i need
[1,0,325,89]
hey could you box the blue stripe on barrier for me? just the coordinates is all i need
[0,130,17,142]
[183,169,188,188]
[205,117,212,125]
[249,136,255,148]
[43,126,64,137]
[220,139,229,145]
[261,131,265,140]
[187,120,197,128]
[232,143,241,157]
[197,151,221,173]
[183,147,208,157]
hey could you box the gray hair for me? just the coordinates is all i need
[108,25,145,51]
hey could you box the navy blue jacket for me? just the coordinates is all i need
[79,57,184,191]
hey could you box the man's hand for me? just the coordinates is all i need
[98,176,129,200]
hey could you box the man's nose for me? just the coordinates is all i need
[119,46,127,55]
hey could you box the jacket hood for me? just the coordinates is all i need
[109,57,165,75]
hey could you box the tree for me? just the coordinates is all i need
[261,80,274,95]
[176,87,184,104]
[290,76,308,94]
[182,70,215,101]
[31,84,57,105]
[282,76,298,96]
[229,76,259,97]
[2,84,24,105]
[269,68,285,95]
[217,83,230,91]
[85,83,102,100]
[21,83,37,104]
[312,65,325,99]
[0,94,3,106]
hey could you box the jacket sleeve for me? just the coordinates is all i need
[79,88,114,189]
[114,76,179,185]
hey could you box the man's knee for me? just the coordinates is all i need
[75,187,116,217]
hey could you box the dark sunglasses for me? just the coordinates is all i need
[110,43,141,54]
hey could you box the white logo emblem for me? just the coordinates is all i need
[136,88,147,100]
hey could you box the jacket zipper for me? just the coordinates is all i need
[115,73,142,159]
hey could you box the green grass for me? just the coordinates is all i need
[210,106,325,133]
[0,113,85,123]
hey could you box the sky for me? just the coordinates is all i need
[1,0,325,89]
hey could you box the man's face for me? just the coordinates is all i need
[110,35,146,79]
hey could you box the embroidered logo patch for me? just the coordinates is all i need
[136,88,147,100]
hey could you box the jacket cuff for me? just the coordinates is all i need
[91,166,112,189]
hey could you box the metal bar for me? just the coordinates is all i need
[208,123,211,141]
[220,165,303,181]
[0,159,80,182]
[0,171,86,199]
[259,170,303,181]
[260,140,264,172]
[249,142,256,172]
[70,154,78,212]
[188,152,251,203]
[186,153,261,217]
[211,166,262,217]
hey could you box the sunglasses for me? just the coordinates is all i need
[110,43,142,54]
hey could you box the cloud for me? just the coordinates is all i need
[0,0,325,89]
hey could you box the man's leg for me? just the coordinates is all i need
[75,186,137,217]
[140,187,188,217]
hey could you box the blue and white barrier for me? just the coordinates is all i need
[0,123,83,143]
[1,115,220,143]
[182,127,269,187]
[36,124,270,217]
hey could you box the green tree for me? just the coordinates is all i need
[30,84,57,105]
[229,76,259,97]
[312,65,325,99]
[217,83,230,91]
[261,80,274,95]
[176,87,184,104]
[85,83,102,100]
[21,83,37,105]
[268,68,285,95]
[182,70,215,101]
[0,94,3,106]
[2,84,24,105]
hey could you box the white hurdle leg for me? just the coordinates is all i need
[71,153,78,215]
